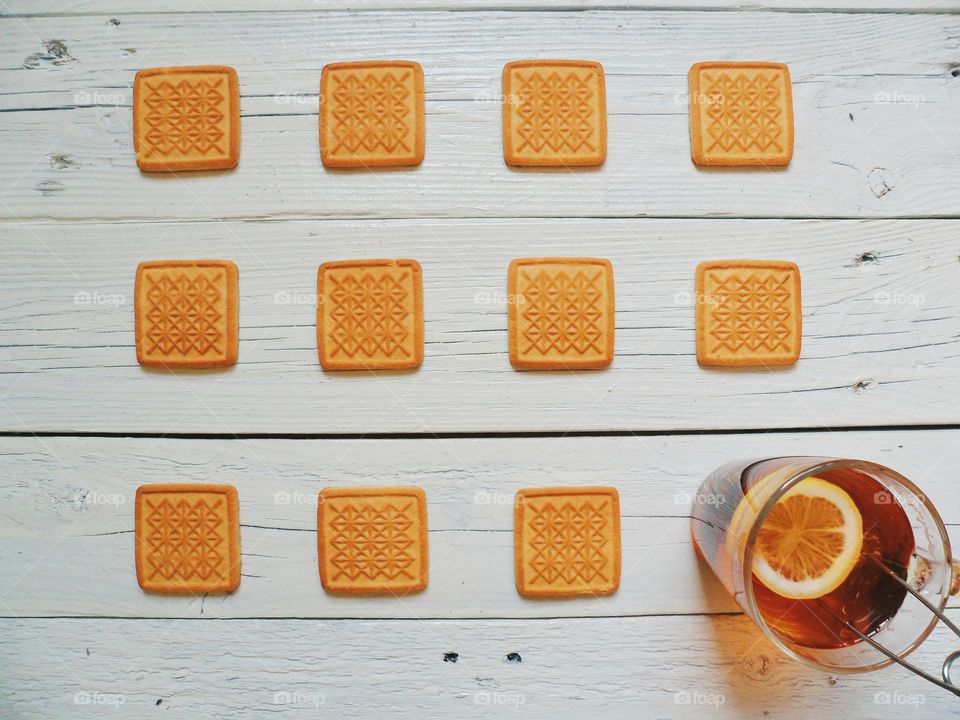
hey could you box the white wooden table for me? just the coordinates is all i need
[2,1,959,717]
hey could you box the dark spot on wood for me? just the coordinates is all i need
[85,647,90,656]
[108,18,121,26]
[23,39,76,69]
[848,112,854,122]
[737,653,773,680]
[443,652,458,663]
[853,379,877,394]
[854,251,879,265]
[155,699,162,705]
[35,180,65,196]
[123,48,137,55]
[828,676,838,686]
[506,652,522,663]
[49,154,76,170]
[868,167,896,199]
[951,66,960,78]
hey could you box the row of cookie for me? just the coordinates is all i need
[135,257,803,370]
[135,483,620,598]
[133,60,794,172]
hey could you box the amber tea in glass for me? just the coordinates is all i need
[691,457,958,674]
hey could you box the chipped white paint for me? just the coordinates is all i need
[2,3,960,718]
[3,615,959,719]
[1,219,958,434]
[2,432,959,619]
[1,11,960,220]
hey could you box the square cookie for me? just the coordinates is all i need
[696,259,802,366]
[515,486,621,598]
[318,487,428,594]
[508,257,614,369]
[688,62,793,166]
[135,259,239,369]
[317,259,423,370]
[133,65,240,172]
[320,60,425,168]
[135,483,240,594]
[502,60,606,167]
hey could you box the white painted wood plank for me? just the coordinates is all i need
[2,11,959,220]
[1,219,958,434]
[3,615,959,719]
[2,1,956,15]
[2,431,958,618]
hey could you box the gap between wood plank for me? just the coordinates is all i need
[2,7,957,18]
[9,215,960,224]
[3,423,960,440]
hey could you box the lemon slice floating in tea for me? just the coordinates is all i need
[753,477,863,600]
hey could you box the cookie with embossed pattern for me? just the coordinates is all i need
[135,483,241,594]
[318,486,428,595]
[502,60,606,167]
[133,65,240,172]
[696,259,802,366]
[320,60,425,168]
[317,259,423,370]
[688,62,793,167]
[515,486,621,598]
[508,257,614,370]
[135,259,239,369]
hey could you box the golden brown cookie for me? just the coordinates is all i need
[317,486,428,594]
[320,61,425,168]
[135,259,239,369]
[514,486,621,598]
[696,259,802,366]
[688,62,793,166]
[502,60,606,167]
[508,257,614,369]
[317,259,423,370]
[133,65,240,172]
[135,483,241,594]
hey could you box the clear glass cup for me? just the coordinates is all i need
[690,456,958,675]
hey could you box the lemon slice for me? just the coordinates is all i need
[753,477,863,600]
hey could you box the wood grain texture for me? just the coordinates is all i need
[3,614,959,718]
[3,3,960,716]
[2,1,957,14]
[2,432,957,618]
[1,11,959,220]
[1,219,957,434]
